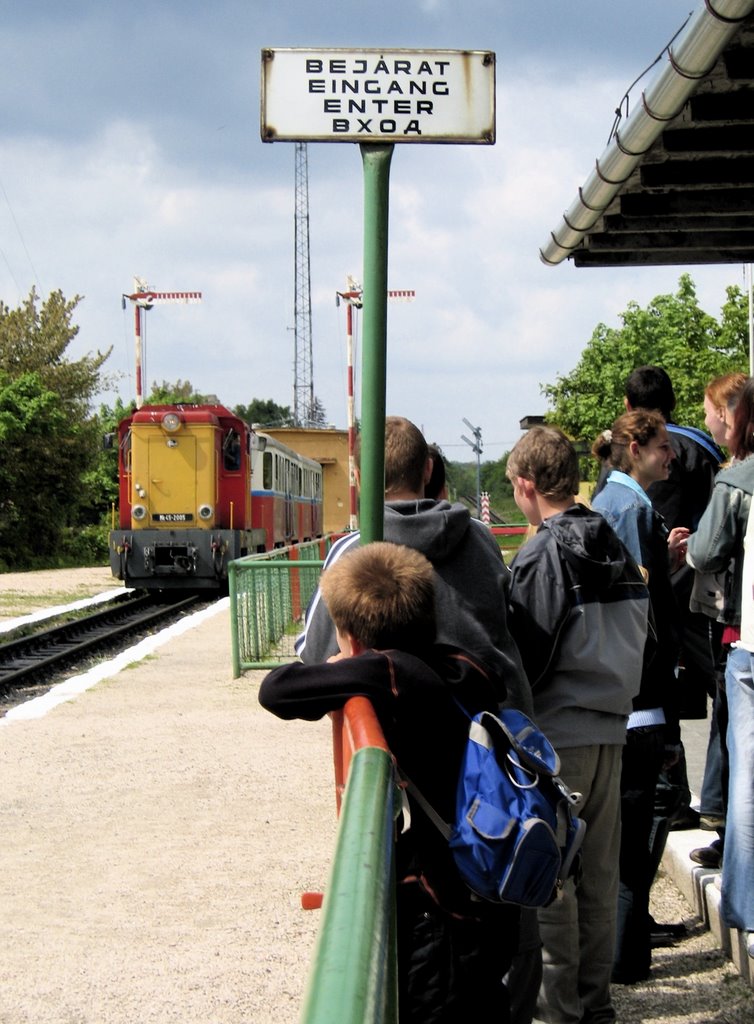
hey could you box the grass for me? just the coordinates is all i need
[0,590,81,617]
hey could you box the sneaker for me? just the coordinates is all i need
[689,844,722,868]
[650,919,687,940]
[699,814,725,831]
[746,932,754,958]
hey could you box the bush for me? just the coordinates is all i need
[58,524,110,568]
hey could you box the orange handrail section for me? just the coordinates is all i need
[302,696,392,909]
[330,695,391,812]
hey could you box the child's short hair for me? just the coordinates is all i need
[506,426,579,501]
[320,541,436,652]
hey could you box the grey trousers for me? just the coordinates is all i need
[509,744,623,1024]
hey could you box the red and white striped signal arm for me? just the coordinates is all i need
[387,290,415,301]
[139,291,202,304]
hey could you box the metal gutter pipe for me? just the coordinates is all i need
[540,0,754,266]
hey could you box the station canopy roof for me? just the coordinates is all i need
[540,0,754,268]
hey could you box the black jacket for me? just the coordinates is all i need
[508,504,649,749]
[259,644,503,916]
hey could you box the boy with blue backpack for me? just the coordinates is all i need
[259,540,521,1024]
[505,426,650,1024]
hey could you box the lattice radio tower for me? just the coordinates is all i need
[293,142,314,426]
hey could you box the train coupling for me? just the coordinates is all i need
[143,542,199,576]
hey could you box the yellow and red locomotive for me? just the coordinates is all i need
[109,404,323,591]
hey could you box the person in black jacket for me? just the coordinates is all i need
[260,541,520,1024]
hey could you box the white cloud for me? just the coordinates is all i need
[0,0,740,459]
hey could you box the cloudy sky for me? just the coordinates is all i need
[0,0,744,460]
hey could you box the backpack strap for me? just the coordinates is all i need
[399,769,453,841]
[666,423,724,464]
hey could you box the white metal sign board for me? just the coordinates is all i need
[261,48,495,144]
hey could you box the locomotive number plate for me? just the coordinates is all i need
[153,513,194,522]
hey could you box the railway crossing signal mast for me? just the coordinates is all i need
[122,278,202,408]
[461,418,483,519]
[336,277,414,529]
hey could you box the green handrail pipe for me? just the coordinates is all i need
[299,745,398,1024]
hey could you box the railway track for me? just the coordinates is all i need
[0,592,203,696]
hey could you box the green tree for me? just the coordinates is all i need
[446,460,476,504]
[481,454,514,507]
[146,379,208,404]
[445,456,519,521]
[307,395,329,428]
[543,275,748,444]
[0,289,112,569]
[0,372,92,568]
[233,398,294,427]
[86,397,136,519]
[0,288,110,406]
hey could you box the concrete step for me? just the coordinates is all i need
[661,826,753,988]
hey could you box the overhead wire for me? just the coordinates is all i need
[0,174,43,296]
[0,243,23,300]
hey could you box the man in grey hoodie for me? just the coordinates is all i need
[294,415,530,711]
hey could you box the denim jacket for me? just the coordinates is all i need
[686,456,754,627]
[592,473,679,731]
[591,471,656,570]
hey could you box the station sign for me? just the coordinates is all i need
[261,48,495,144]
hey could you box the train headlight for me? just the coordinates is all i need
[132,504,147,521]
[161,412,182,433]
[198,504,213,520]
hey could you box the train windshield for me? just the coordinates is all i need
[222,429,242,471]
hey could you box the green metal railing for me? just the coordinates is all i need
[228,539,329,675]
[301,697,398,1024]
[300,744,398,1024]
[230,546,400,1019]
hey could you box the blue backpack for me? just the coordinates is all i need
[405,707,586,907]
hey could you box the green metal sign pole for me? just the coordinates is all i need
[358,143,394,545]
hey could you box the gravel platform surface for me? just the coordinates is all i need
[0,568,751,1023]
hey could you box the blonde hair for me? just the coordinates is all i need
[320,542,436,652]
